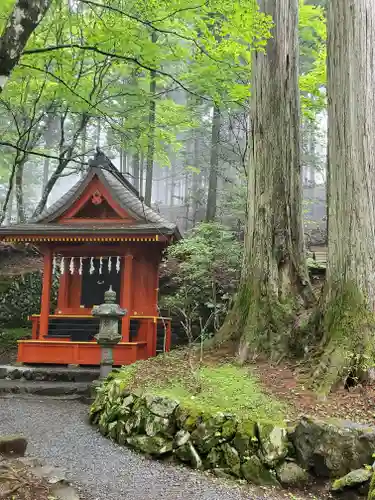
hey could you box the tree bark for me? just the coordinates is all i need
[312,0,375,393]
[132,152,140,192]
[15,158,27,223]
[206,105,221,221]
[191,129,201,226]
[217,0,312,360]
[0,0,51,93]
[139,152,144,198]
[144,32,158,206]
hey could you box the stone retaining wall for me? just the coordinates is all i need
[90,379,375,496]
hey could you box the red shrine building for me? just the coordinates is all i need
[0,151,180,366]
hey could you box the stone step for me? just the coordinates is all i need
[0,364,99,382]
[0,380,91,397]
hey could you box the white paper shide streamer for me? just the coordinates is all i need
[54,256,122,275]
[89,257,95,275]
[60,257,65,275]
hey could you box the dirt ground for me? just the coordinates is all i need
[252,361,375,425]
[0,457,52,500]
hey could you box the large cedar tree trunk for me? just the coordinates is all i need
[0,0,51,92]
[313,0,375,393]
[218,0,312,360]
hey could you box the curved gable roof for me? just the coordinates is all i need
[1,150,181,240]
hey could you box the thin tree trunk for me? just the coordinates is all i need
[144,33,158,206]
[33,114,89,218]
[1,165,16,225]
[120,150,124,173]
[81,122,87,177]
[96,118,101,148]
[139,153,144,198]
[0,0,51,93]
[132,152,140,192]
[191,129,201,226]
[184,171,190,232]
[15,159,26,223]
[312,0,375,393]
[5,186,14,224]
[206,105,220,221]
[218,0,312,360]
[42,156,50,191]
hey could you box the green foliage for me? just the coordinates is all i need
[299,0,327,118]
[0,327,30,348]
[162,222,242,333]
[0,271,58,327]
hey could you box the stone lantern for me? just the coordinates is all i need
[92,286,127,379]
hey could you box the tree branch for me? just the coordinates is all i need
[0,141,88,165]
[22,44,210,101]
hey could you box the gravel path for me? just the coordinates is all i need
[0,398,315,500]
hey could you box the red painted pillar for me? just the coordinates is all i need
[39,248,53,339]
[57,269,69,312]
[120,254,133,342]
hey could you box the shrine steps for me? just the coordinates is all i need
[0,379,91,397]
[0,364,99,382]
[0,364,98,398]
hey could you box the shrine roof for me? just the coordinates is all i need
[0,150,181,241]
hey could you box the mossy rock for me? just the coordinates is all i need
[175,441,202,469]
[276,462,309,487]
[181,412,203,432]
[126,435,173,456]
[221,442,241,477]
[175,406,190,429]
[241,455,280,487]
[221,417,238,441]
[292,417,375,478]
[331,468,372,492]
[206,446,224,470]
[143,394,179,418]
[191,413,232,454]
[368,471,375,499]
[257,422,289,467]
[232,421,258,459]
[144,412,174,438]
[174,430,190,448]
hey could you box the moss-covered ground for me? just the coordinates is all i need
[109,349,288,425]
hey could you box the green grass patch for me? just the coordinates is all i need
[109,350,288,424]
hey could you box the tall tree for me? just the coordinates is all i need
[312,0,375,393]
[0,0,51,93]
[144,31,158,206]
[206,105,221,222]
[218,0,313,360]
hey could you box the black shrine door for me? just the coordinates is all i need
[81,257,121,308]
